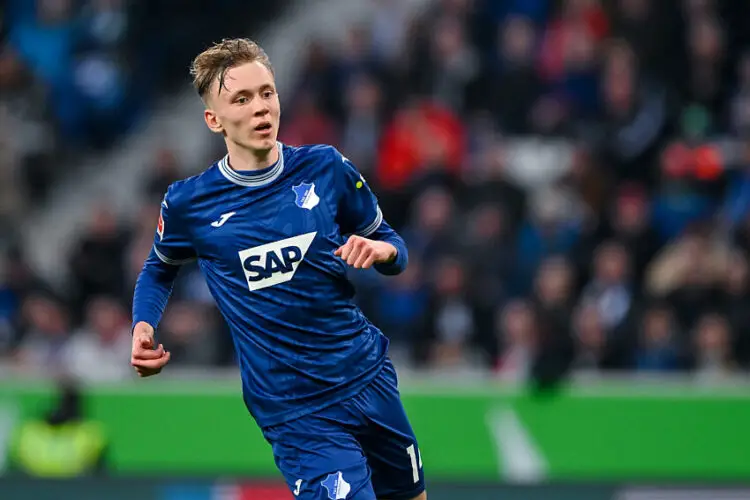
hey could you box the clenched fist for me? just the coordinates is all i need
[131,321,171,377]
[334,235,397,269]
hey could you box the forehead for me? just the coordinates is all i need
[216,61,274,97]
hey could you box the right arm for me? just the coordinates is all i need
[131,247,182,333]
[130,185,196,376]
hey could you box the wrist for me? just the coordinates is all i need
[133,321,155,336]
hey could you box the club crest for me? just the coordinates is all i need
[292,182,320,210]
[321,471,350,499]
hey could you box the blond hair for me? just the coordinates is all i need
[190,38,274,99]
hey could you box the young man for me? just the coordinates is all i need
[130,39,426,500]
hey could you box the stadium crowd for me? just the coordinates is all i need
[0,0,284,237]
[2,0,750,386]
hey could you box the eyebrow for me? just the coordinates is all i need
[227,83,275,100]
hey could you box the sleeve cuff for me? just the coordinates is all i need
[374,238,408,276]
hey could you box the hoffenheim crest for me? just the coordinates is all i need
[292,182,320,210]
[321,471,351,500]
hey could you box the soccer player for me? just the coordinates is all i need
[130,39,427,500]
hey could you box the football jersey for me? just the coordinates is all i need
[132,142,408,428]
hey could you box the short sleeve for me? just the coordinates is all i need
[153,186,197,265]
[335,151,383,237]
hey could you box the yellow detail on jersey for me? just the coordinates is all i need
[356,181,363,189]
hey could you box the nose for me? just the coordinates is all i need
[252,98,270,116]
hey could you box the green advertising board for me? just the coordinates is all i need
[0,376,748,481]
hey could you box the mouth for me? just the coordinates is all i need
[254,122,273,134]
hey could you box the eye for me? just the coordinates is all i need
[262,90,275,99]
[236,96,249,104]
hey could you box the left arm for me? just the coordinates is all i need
[333,149,408,275]
[335,219,408,275]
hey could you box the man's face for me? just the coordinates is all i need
[204,61,280,155]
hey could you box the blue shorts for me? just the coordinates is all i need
[261,359,425,500]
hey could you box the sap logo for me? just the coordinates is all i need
[238,232,316,291]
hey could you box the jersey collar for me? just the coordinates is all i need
[218,142,285,187]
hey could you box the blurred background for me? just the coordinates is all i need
[1,0,750,498]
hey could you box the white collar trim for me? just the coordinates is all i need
[218,142,285,187]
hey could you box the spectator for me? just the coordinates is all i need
[579,240,633,331]
[634,303,682,372]
[279,89,340,148]
[340,72,384,176]
[14,293,70,374]
[422,255,477,370]
[376,97,466,194]
[0,246,51,356]
[593,40,670,185]
[606,183,660,287]
[61,295,132,382]
[571,302,624,370]
[645,226,729,330]
[513,188,582,296]
[460,202,515,357]
[374,256,430,354]
[157,301,220,367]
[529,256,576,386]
[142,148,182,204]
[723,251,750,368]
[401,186,460,265]
[67,203,130,317]
[0,45,55,216]
[691,312,737,378]
[494,299,538,382]
[472,15,542,134]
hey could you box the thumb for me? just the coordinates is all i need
[334,246,343,256]
[139,336,154,349]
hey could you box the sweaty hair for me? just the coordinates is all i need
[190,38,274,100]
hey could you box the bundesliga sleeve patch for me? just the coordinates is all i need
[157,209,164,240]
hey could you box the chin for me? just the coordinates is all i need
[241,138,276,154]
[257,135,277,147]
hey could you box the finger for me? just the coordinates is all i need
[135,366,158,377]
[346,245,363,266]
[350,238,369,262]
[131,355,168,370]
[132,344,164,360]
[139,336,153,349]
[360,254,377,269]
[135,352,170,377]
[353,247,372,269]
[339,239,356,261]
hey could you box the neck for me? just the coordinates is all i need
[226,140,279,172]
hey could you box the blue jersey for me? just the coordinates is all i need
[132,142,408,428]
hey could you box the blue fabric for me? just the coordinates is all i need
[262,359,425,500]
[132,143,408,428]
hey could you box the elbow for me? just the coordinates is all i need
[137,249,181,284]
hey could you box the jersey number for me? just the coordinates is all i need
[406,444,422,483]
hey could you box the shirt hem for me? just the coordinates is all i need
[254,358,386,430]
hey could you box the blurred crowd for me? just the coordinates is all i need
[0,0,284,236]
[3,0,750,385]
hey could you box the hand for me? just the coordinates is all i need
[334,235,396,269]
[131,321,171,378]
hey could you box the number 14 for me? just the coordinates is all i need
[406,444,423,483]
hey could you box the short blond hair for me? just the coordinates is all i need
[190,38,274,99]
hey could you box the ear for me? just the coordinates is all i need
[204,108,224,134]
